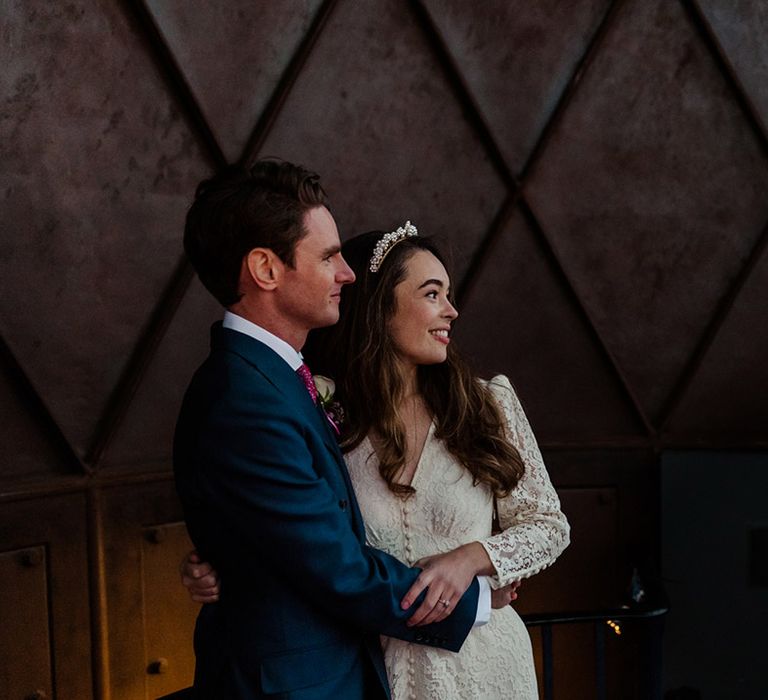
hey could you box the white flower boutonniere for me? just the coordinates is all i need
[313,375,335,406]
[313,375,345,435]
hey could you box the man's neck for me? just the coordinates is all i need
[227,301,307,352]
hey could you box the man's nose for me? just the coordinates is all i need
[337,255,356,284]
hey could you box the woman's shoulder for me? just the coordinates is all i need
[479,373,515,397]
[479,374,523,418]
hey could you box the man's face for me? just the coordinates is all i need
[277,206,355,335]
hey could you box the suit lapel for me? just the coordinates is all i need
[211,324,366,537]
[313,400,366,535]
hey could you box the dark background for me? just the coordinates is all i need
[1,1,766,698]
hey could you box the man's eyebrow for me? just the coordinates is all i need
[320,244,341,257]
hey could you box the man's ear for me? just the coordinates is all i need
[244,248,283,291]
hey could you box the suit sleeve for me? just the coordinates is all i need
[175,368,478,652]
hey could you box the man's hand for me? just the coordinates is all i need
[401,542,495,627]
[491,581,521,608]
[180,550,221,603]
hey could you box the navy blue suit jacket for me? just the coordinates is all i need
[174,324,478,699]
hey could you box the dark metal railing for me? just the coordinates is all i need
[522,601,668,700]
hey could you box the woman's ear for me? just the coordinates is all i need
[244,248,284,291]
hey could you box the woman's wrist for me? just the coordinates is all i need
[461,541,496,577]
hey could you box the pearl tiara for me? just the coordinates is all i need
[369,221,418,272]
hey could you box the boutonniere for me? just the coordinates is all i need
[313,375,345,435]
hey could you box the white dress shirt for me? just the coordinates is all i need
[221,311,491,626]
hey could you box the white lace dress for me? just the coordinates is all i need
[345,375,570,699]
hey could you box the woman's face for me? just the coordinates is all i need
[389,250,458,368]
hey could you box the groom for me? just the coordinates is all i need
[174,160,486,699]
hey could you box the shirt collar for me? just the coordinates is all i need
[222,311,303,371]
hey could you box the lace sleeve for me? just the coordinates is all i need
[479,375,570,588]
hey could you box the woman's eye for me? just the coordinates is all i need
[426,290,438,299]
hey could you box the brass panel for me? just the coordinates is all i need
[142,522,198,700]
[0,494,92,699]
[102,481,194,699]
[0,546,52,700]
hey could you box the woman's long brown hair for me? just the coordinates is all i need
[304,231,524,498]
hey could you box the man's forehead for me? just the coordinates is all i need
[299,206,340,249]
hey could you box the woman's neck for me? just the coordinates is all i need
[398,361,419,401]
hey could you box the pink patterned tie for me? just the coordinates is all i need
[296,362,318,404]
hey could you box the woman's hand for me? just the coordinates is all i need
[180,550,221,603]
[491,581,521,608]
[401,542,495,627]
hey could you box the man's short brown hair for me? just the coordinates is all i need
[184,160,328,306]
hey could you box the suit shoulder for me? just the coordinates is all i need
[195,347,277,393]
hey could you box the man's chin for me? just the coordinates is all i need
[315,311,340,328]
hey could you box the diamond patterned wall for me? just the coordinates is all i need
[2,0,767,696]
[1,0,210,459]
[3,0,766,478]
[525,0,768,422]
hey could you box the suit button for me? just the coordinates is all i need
[338,499,348,510]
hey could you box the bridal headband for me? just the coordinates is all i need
[369,221,418,272]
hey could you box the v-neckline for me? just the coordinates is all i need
[365,420,436,490]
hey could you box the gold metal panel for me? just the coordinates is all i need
[0,494,91,699]
[0,546,52,700]
[142,522,198,700]
[102,481,194,699]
